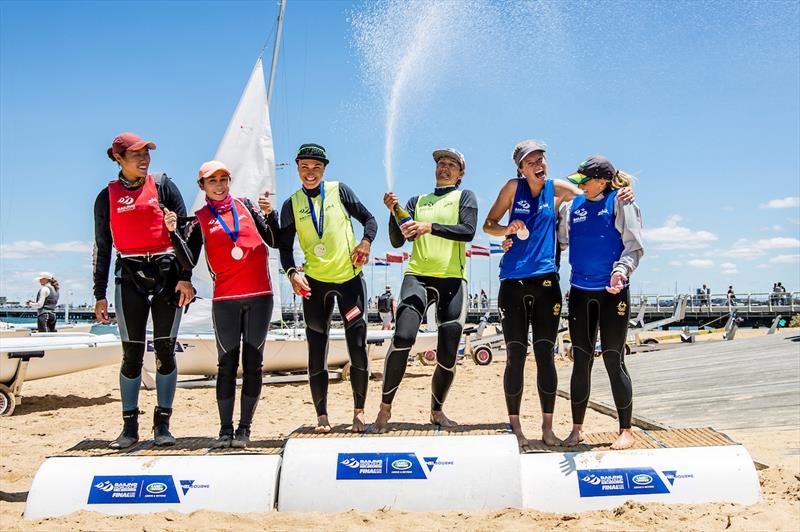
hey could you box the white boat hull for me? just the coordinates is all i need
[0,333,120,384]
[144,329,440,377]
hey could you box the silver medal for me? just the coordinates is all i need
[231,246,244,260]
[313,243,327,257]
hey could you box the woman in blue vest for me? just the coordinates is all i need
[558,156,643,450]
[483,141,633,447]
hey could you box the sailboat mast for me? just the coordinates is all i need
[267,0,286,105]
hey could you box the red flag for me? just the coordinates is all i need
[402,251,409,260]
[386,253,404,263]
[471,245,489,252]
[470,245,490,257]
[465,250,472,257]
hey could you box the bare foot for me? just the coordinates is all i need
[352,409,366,433]
[508,416,529,448]
[315,415,332,434]
[430,410,458,428]
[541,428,563,447]
[610,429,635,450]
[563,428,584,447]
[372,404,392,434]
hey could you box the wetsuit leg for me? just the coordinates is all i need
[212,298,242,430]
[430,278,467,411]
[498,279,531,416]
[115,280,150,411]
[567,287,600,425]
[335,275,369,410]
[529,273,562,414]
[598,287,633,429]
[150,289,181,409]
[239,295,272,428]
[303,276,337,416]
[381,275,427,405]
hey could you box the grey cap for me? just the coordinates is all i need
[432,148,466,170]
[512,139,547,168]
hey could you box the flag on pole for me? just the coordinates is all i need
[466,250,472,257]
[490,243,504,254]
[372,257,390,266]
[402,251,410,261]
[470,245,490,257]
[386,253,404,263]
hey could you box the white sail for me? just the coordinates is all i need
[190,57,282,323]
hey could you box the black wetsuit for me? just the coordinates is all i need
[381,186,477,411]
[279,183,377,416]
[567,286,633,428]
[171,198,280,431]
[93,173,190,411]
[497,273,562,415]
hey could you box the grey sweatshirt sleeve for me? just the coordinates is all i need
[557,200,572,250]
[613,198,644,277]
[32,286,49,309]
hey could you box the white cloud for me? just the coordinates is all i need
[720,269,738,275]
[0,240,92,260]
[723,237,800,259]
[772,225,783,232]
[769,254,799,264]
[668,260,682,266]
[686,259,714,268]
[720,262,736,269]
[760,196,800,209]
[643,215,718,250]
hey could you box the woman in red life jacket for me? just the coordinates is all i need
[93,132,194,449]
[167,160,279,448]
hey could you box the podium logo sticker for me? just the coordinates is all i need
[88,475,180,504]
[336,453,427,480]
[577,467,670,498]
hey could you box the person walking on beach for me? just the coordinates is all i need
[373,148,477,433]
[93,132,194,449]
[482,140,634,447]
[32,272,59,332]
[278,144,376,433]
[378,286,396,330]
[557,156,643,450]
[727,285,736,308]
[168,161,280,448]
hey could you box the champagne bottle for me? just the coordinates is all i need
[393,203,415,241]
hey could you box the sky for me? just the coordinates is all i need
[1,0,798,306]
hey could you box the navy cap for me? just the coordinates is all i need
[566,155,617,184]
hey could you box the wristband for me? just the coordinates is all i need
[286,267,297,278]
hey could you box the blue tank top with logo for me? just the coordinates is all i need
[499,178,557,280]
[568,190,624,291]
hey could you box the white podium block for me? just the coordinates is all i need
[25,455,281,519]
[278,434,522,512]
[520,445,760,513]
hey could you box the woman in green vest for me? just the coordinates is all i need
[373,148,477,433]
[278,144,377,433]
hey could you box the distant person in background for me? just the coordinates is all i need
[480,289,488,309]
[777,282,787,305]
[377,286,396,330]
[727,286,736,308]
[33,272,59,332]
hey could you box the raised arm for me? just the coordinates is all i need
[482,179,517,237]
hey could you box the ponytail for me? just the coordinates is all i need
[49,277,60,291]
[610,170,634,190]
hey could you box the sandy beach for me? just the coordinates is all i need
[1,330,798,531]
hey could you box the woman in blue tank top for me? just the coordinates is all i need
[483,141,635,448]
[558,156,644,450]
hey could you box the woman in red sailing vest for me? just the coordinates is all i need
[93,132,194,449]
[168,161,279,448]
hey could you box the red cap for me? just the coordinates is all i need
[110,132,156,156]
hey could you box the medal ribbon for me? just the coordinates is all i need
[207,200,240,246]
[305,183,325,240]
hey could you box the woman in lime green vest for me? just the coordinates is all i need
[278,144,377,433]
[373,148,477,433]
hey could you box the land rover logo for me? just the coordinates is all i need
[391,459,412,470]
[632,474,653,485]
[146,482,168,494]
